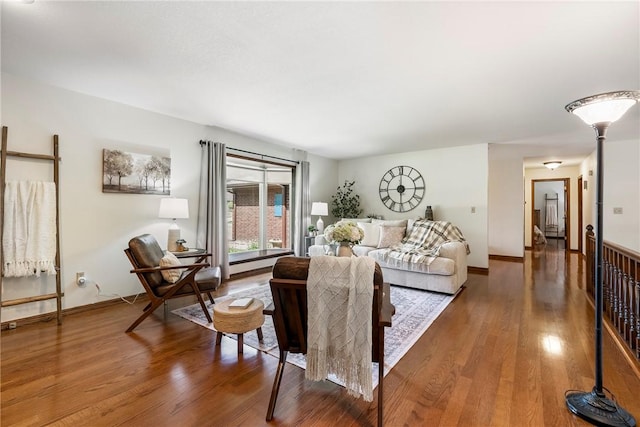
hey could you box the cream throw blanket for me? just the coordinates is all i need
[306,256,375,401]
[3,181,57,277]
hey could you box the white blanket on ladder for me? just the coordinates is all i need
[3,181,57,277]
[306,256,375,401]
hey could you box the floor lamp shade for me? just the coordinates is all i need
[311,202,328,233]
[564,90,638,427]
[158,198,189,252]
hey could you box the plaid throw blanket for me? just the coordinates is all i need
[387,220,470,265]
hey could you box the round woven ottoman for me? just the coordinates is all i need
[213,298,265,354]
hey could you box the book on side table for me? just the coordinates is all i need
[229,297,253,309]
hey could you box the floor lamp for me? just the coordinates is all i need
[564,90,639,427]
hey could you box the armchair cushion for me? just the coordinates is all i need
[128,234,165,287]
[159,252,183,283]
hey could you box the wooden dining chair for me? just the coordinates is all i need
[124,234,221,333]
[264,256,394,426]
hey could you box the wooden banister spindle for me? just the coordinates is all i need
[622,255,630,342]
[584,224,640,361]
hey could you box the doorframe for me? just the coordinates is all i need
[577,175,583,254]
[531,178,571,249]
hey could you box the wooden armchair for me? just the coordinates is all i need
[264,256,394,426]
[124,234,221,333]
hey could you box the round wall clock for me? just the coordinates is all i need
[379,165,425,212]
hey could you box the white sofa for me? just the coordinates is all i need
[309,218,468,295]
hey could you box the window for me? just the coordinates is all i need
[226,155,293,254]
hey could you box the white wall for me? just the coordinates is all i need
[488,144,526,258]
[600,139,639,252]
[337,144,489,269]
[1,73,337,321]
[576,139,639,254]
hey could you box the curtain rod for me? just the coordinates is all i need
[199,140,299,165]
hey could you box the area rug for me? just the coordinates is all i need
[172,284,453,386]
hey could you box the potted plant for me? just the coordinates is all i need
[330,180,363,219]
[307,225,317,236]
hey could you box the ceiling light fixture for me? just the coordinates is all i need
[543,161,562,170]
[564,90,639,427]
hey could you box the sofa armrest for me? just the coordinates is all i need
[314,235,327,245]
[440,241,468,276]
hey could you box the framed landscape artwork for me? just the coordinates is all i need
[102,148,171,195]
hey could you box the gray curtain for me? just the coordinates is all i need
[293,160,310,256]
[197,141,229,280]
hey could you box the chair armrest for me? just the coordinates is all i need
[263,303,275,316]
[193,253,213,263]
[130,262,210,274]
[379,282,394,327]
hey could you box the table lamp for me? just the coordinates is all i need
[158,198,189,252]
[311,202,328,233]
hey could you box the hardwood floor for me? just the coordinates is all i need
[2,247,639,426]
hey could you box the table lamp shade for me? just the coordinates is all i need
[158,198,189,219]
[311,202,328,233]
[159,198,189,252]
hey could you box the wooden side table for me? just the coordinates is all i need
[172,248,206,258]
[213,298,265,354]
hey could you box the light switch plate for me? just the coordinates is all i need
[613,207,623,214]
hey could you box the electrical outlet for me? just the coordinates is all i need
[8,322,17,329]
[76,272,87,287]
[471,206,476,213]
[613,207,623,214]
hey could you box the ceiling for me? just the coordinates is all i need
[2,1,639,164]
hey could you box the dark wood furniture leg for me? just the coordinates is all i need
[266,350,288,421]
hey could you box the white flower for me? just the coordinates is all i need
[324,220,364,244]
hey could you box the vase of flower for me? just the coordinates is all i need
[324,220,364,257]
[337,242,353,257]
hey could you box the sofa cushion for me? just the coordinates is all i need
[343,217,371,223]
[353,245,377,257]
[377,226,406,248]
[372,218,408,229]
[368,249,455,275]
[358,221,380,247]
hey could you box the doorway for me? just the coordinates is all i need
[531,178,570,250]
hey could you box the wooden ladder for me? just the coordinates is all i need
[0,126,63,325]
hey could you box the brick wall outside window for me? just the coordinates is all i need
[231,184,290,248]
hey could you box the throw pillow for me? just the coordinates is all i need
[358,222,381,247]
[159,252,184,283]
[377,225,406,248]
